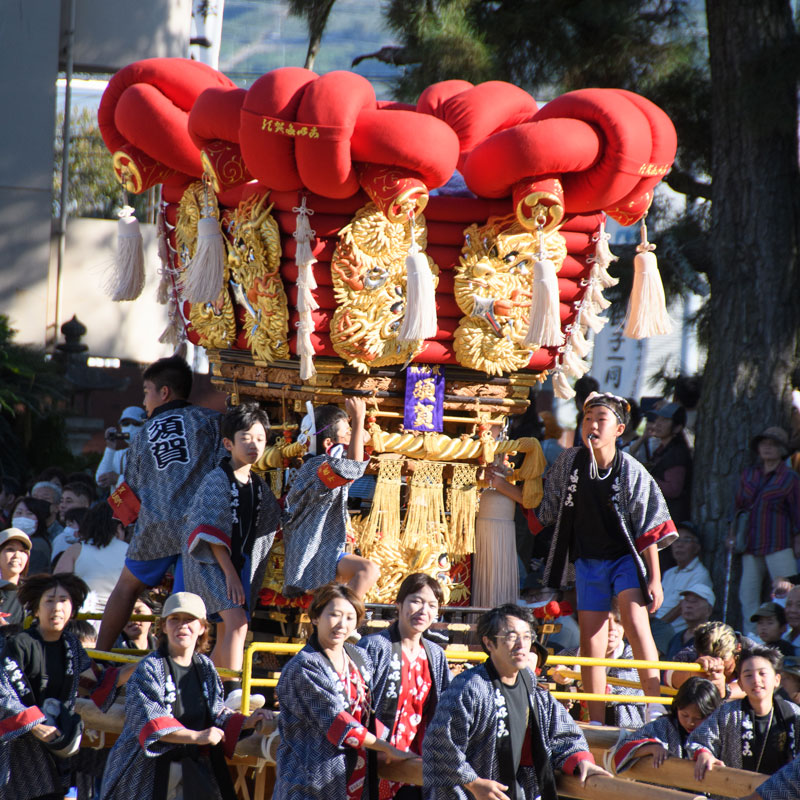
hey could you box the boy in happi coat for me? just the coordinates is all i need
[527,392,677,722]
[97,356,223,651]
[424,604,608,800]
[183,402,281,705]
[282,398,378,598]
[688,647,800,792]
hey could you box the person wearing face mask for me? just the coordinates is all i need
[49,507,86,567]
[0,528,31,628]
[95,406,147,492]
[358,573,451,800]
[9,497,52,575]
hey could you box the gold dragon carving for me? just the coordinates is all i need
[227,193,290,363]
[329,203,439,373]
[176,181,237,349]
[454,215,568,375]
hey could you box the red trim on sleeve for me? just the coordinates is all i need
[563,751,595,775]
[0,706,43,736]
[692,746,711,761]
[525,508,543,535]
[188,525,232,552]
[223,712,246,759]
[612,739,651,770]
[327,710,363,746]
[317,462,351,489]
[90,667,119,709]
[636,520,677,552]
[139,716,184,749]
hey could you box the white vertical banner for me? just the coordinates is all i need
[590,320,648,398]
[190,0,226,68]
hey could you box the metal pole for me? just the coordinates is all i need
[54,0,76,347]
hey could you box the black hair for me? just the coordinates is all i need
[737,646,783,677]
[670,676,722,719]
[574,376,600,404]
[396,573,444,607]
[63,506,87,527]
[10,496,50,540]
[143,356,192,400]
[65,473,98,501]
[61,481,94,505]
[314,404,349,443]
[36,467,68,488]
[18,573,89,618]
[79,503,119,549]
[626,397,642,431]
[476,604,533,655]
[67,619,97,643]
[221,402,270,441]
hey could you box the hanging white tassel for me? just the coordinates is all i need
[293,197,319,380]
[569,326,593,359]
[155,205,171,305]
[587,280,612,310]
[158,296,181,345]
[581,305,608,334]
[592,219,620,273]
[179,215,226,304]
[591,261,619,290]
[552,369,576,400]
[624,215,673,339]
[107,205,145,301]
[562,348,590,378]
[523,221,564,348]
[397,217,437,342]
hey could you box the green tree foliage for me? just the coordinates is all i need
[53,107,151,221]
[0,316,72,480]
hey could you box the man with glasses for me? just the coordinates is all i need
[424,604,608,800]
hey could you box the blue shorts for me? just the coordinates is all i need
[575,555,640,612]
[126,554,184,591]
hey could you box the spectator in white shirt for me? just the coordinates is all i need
[95,406,147,492]
[650,522,713,654]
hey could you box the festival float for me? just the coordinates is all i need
[98,58,677,617]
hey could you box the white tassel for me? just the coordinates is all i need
[592,220,619,272]
[587,280,612,310]
[581,305,608,334]
[523,256,564,348]
[107,205,145,301]
[624,216,672,338]
[293,198,319,380]
[562,348,590,378]
[552,370,576,400]
[158,296,182,345]
[397,221,437,342]
[179,216,226,304]
[591,261,619,289]
[569,326,593,359]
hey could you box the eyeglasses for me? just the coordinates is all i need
[495,631,533,647]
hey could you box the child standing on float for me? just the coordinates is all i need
[494,393,677,723]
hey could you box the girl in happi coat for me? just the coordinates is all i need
[552,602,645,728]
[611,677,721,772]
[688,647,800,792]
[99,592,270,800]
[275,583,412,800]
[0,573,120,800]
[358,573,451,800]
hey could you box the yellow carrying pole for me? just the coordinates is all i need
[551,668,678,696]
[86,649,241,680]
[551,692,672,705]
[555,655,702,671]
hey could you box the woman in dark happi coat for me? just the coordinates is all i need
[99,592,270,800]
[358,573,451,799]
[275,583,413,800]
[0,573,118,800]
